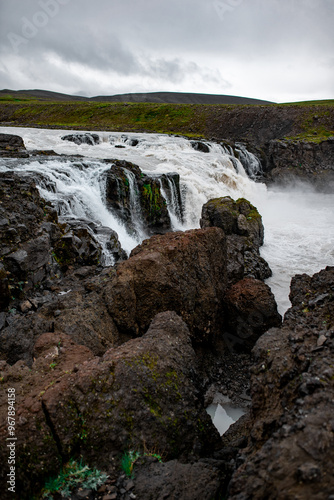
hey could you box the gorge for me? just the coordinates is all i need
[0,126,333,499]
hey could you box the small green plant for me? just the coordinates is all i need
[121,450,141,477]
[42,458,108,499]
[121,450,163,478]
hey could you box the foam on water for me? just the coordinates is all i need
[1,126,334,314]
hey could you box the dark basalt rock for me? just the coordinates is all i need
[53,221,102,270]
[0,264,10,310]
[0,172,58,306]
[263,138,334,192]
[228,266,334,499]
[61,133,100,146]
[0,266,120,365]
[200,196,271,283]
[104,159,172,235]
[132,456,225,500]
[191,140,210,153]
[0,133,29,158]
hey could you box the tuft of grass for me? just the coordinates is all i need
[121,450,141,478]
[121,450,163,478]
[42,458,108,499]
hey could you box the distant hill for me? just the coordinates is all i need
[0,89,274,105]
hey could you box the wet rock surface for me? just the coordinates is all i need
[61,133,101,146]
[0,133,29,157]
[200,196,272,283]
[224,277,282,352]
[104,159,173,236]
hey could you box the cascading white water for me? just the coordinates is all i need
[0,157,139,257]
[158,175,184,231]
[235,142,263,179]
[1,126,334,315]
[122,168,147,240]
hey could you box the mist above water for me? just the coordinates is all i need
[1,126,334,315]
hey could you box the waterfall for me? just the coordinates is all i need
[1,126,334,315]
[158,173,184,230]
[235,143,263,179]
[122,168,148,240]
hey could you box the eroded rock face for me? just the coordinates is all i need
[228,266,334,499]
[0,173,58,305]
[200,196,271,283]
[0,312,220,499]
[104,228,227,342]
[265,138,334,192]
[191,140,210,153]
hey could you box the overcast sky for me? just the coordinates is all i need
[0,0,333,103]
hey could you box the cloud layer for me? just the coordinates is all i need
[0,0,333,102]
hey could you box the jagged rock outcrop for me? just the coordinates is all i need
[104,159,172,235]
[228,266,334,499]
[200,196,272,283]
[0,266,119,365]
[61,133,100,145]
[53,221,102,270]
[0,311,220,499]
[0,173,58,303]
[105,228,227,342]
[264,138,334,192]
[0,173,108,310]
[0,133,28,157]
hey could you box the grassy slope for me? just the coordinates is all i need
[0,95,333,143]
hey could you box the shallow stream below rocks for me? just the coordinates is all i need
[206,394,246,436]
[1,126,334,317]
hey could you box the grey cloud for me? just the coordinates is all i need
[0,0,333,100]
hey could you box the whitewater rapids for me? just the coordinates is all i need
[1,126,333,315]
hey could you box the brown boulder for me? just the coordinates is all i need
[0,312,220,499]
[104,228,227,341]
[223,277,282,351]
